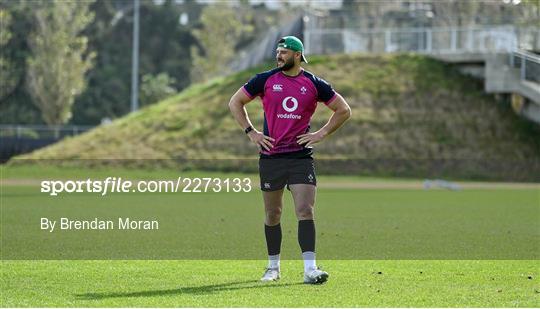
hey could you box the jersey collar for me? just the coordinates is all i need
[280,68,304,78]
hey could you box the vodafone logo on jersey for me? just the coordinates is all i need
[282,96,298,112]
[277,96,301,119]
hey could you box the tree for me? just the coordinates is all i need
[25,0,95,127]
[71,0,198,125]
[140,72,177,106]
[190,3,254,82]
[0,9,17,101]
[0,1,42,124]
[519,0,540,27]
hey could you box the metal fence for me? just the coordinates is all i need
[0,124,94,139]
[305,25,540,55]
[0,124,95,161]
[509,49,540,83]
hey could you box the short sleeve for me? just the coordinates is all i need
[314,76,337,105]
[242,74,266,99]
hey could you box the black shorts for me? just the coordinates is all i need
[259,149,317,191]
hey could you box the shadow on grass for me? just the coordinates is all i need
[75,280,304,300]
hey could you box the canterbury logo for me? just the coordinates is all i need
[281,96,298,112]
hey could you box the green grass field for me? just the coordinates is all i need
[1,166,539,307]
[2,260,538,307]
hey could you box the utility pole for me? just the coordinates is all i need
[130,0,140,112]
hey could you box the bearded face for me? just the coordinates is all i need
[276,47,298,71]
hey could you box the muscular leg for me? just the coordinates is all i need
[289,184,316,220]
[263,189,284,225]
[289,184,318,273]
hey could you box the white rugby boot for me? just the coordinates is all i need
[260,267,280,282]
[303,268,329,284]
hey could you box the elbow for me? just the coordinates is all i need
[342,105,352,120]
[228,99,238,112]
[334,95,351,120]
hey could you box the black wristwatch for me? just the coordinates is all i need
[244,126,254,134]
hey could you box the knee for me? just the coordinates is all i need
[266,207,282,225]
[295,204,314,220]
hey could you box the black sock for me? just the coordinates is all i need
[298,219,316,252]
[264,223,282,255]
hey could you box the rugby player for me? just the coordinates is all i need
[228,36,351,284]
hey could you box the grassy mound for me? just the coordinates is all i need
[12,54,540,180]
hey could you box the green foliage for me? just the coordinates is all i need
[0,1,41,124]
[0,0,200,125]
[190,3,254,82]
[25,0,96,126]
[140,73,177,106]
[522,0,540,9]
[71,0,199,125]
[0,9,11,44]
[0,8,18,101]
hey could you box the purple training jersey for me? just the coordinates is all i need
[242,68,337,155]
